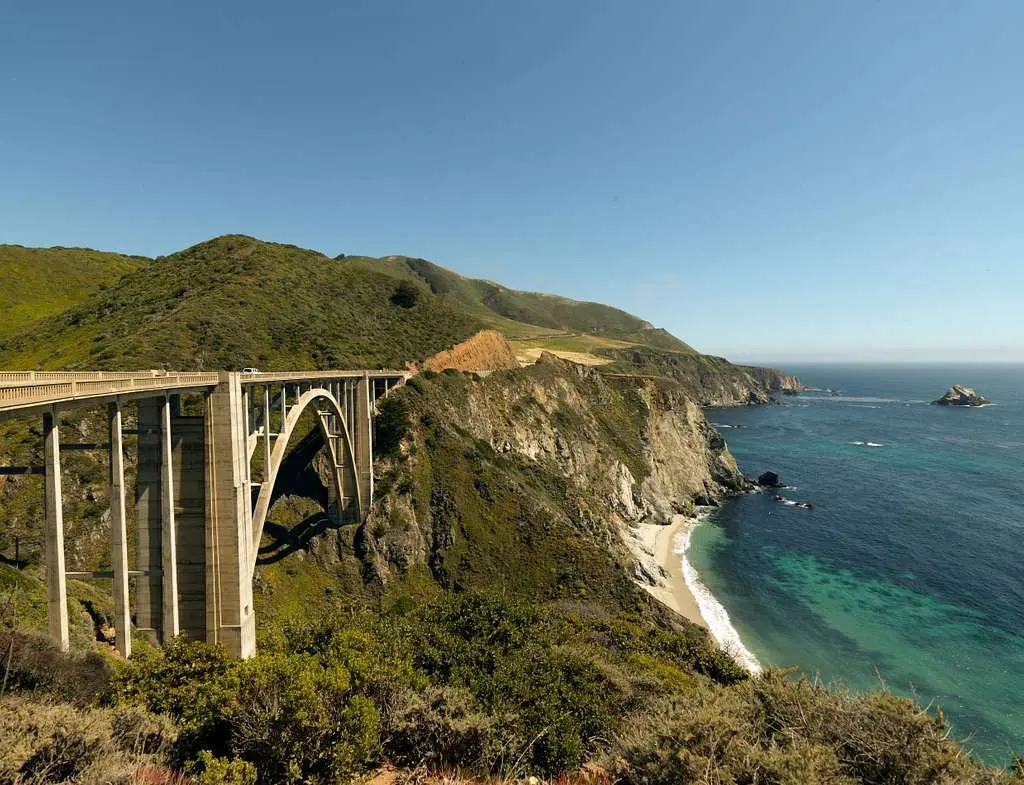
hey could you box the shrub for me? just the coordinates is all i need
[607,672,1005,785]
[0,697,176,784]
[191,752,257,785]
[0,629,113,705]
[390,281,421,308]
[407,594,625,775]
[384,685,503,771]
[109,638,239,763]
[228,652,380,783]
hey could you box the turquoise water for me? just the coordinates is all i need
[691,364,1024,763]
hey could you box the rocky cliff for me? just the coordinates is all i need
[740,365,805,394]
[597,346,803,406]
[357,354,747,611]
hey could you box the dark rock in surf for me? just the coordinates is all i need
[757,471,783,488]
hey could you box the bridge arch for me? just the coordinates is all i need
[249,387,361,575]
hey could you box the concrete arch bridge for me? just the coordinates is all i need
[0,369,408,658]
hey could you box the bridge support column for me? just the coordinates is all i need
[160,395,180,639]
[135,400,164,642]
[354,375,373,518]
[204,374,256,659]
[107,402,131,657]
[43,409,69,652]
[172,411,207,643]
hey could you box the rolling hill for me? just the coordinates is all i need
[0,244,148,340]
[0,234,699,372]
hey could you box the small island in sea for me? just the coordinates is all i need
[931,385,992,406]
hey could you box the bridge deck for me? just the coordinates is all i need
[0,369,410,420]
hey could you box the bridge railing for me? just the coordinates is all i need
[0,373,221,408]
[239,370,410,384]
[0,370,169,386]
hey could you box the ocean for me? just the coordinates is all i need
[686,363,1024,763]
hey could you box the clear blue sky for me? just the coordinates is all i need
[2,1,1022,362]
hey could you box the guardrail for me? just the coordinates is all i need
[0,369,411,413]
[239,370,411,384]
[0,370,168,386]
[0,373,221,409]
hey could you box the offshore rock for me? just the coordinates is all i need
[757,471,783,488]
[931,385,991,407]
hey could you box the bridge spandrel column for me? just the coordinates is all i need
[204,374,256,659]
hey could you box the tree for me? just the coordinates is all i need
[390,282,421,309]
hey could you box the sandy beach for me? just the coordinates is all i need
[631,516,706,628]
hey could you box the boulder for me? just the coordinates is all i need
[931,385,991,407]
[757,471,783,488]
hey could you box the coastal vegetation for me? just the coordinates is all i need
[1,600,1015,784]
[1,236,1017,783]
[0,244,147,341]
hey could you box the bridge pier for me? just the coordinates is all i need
[204,373,256,659]
[43,409,69,652]
[159,395,180,639]
[108,402,131,657]
[354,375,373,517]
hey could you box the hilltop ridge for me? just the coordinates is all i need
[0,234,795,406]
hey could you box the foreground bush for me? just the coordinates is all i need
[8,590,1015,783]
[607,671,1015,785]
[0,697,176,784]
[0,629,114,705]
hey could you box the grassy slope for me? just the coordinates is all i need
[0,245,148,340]
[344,254,697,352]
[0,236,483,371]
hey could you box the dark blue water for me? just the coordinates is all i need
[693,364,1024,763]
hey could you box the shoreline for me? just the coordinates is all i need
[631,516,707,628]
[632,512,764,674]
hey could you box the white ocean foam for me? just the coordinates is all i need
[866,442,884,447]
[673,521,762,674]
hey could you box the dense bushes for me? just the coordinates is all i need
[0,698,176,784]
[608,672,1009,785]
[0,629,114,705]
[3,595,1019,784]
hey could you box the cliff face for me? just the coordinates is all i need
[741,365,805,394]
[361,354,747,608]
[598,347,803,406]
[418,329,519,373]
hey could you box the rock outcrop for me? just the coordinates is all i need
[931,385,991,407]
[362,353,752,604]
[418,329,519,373]
[598,347,804,407]
[756,471,783,488]
[741,366,806,395]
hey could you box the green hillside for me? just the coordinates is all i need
[0,244,148,340]
[0,236,698,371]
[344,254,696,352]
[0,236,483,371]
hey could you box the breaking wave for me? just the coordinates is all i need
[674,521,762,674]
